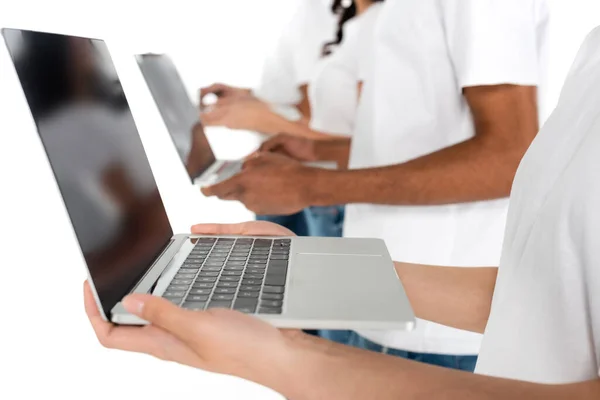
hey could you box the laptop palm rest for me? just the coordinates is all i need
[286,253,413,328]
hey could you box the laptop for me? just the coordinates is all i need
[2,28,415,330]
[136,53,337,187]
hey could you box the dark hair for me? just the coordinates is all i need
[322,0,384,56]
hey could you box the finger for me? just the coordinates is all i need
[258,136,287,153]
[241,153,266,170]
[242,150,260,162]
[191,221,296,237]
[84,282,160,353]
[122,294,204,344]
[201,106,228,126]
[191,222,251,236]
[201,175,243,199]
[199,83,225,99]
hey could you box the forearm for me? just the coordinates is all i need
[279,336,600,400]
[268,113,347,141]
[395,262,497,333]
[309,136,525,206]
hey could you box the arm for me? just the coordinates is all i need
[307,85,539,206]
[283,337,600,400]
[395,262,498,333]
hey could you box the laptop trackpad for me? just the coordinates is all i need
[287,254,393,322]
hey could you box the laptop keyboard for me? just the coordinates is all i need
[161,237,290,314]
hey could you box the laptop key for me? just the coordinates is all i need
[261,300,283,308]
[202,266,223,272]
[263,286,285,294]
[244,274,264,279]
[228,257,248,262]
[171,279,193,285]
[259,307,282,315]
[167,285,189,291]
[165,297,183,305]
[217,281,239,288]
[246,268,265,275]
[213,294,235,301]
[238,291,260,298]
[175,273,196,279]
[164,291,186,298]
[214,288,236,294]
[183,302,206,311]
[188,288,212,295]
[207,301,232,309]
[221,271,242,276]
[225,261,245,266]
[265,276,286,286]
[199,271,220,277]
[205,262,224,267]
[241,279,262,286]
[239,285,261,292]
[261,293,284,301]
[187,295,209,302]
[224,266,245,271]
[220,276,241,282]
[196,277,217,283]
[193,282,214,289]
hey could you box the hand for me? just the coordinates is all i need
[199,83,253,108]
[191,221,295,237]
[258,134,319,162]
[202,97,279,134]
[201,153,315,215]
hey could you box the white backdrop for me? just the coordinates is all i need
[0,1,599,399]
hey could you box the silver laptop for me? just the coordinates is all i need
[3,28,415,330]
[136,53,337,187]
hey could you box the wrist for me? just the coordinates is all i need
[299,167,337,207]
[273,333,338,400]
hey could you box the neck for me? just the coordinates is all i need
[355,0,372,15]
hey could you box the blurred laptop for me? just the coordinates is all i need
[2,28,415,331]
[136,53,336,187]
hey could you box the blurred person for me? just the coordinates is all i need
[84,27,600,391]
[201,0,384,238]
[200,0,337,238]
[202,0,550,372]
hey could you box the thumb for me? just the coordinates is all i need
[123,294,201,343]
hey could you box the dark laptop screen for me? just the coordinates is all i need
[137,54,216,182]
[3,29,174,317]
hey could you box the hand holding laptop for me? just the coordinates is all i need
[84,222,302,389]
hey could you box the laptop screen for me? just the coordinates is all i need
[137,54,216,182]
[3,29,174,317]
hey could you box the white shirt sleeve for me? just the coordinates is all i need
[254,0,335,105]
[440,0,542,88]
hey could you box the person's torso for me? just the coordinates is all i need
[476,28,600,383]
[345,0,548,353]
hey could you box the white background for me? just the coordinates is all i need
[0,1,599,399]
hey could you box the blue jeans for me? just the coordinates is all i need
[257,206,345,238]
[304,205,345,237]
[256,212,309,236]
[320,331,478,372]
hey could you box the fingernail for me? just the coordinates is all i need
[123,296,145,315]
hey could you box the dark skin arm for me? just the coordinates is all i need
[203,85,539,214]
[309,84,539,206]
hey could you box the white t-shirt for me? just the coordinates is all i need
[476,27,600,384]
[345,0,550,355]
[309,4,382,136]
[253,0,336,110]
